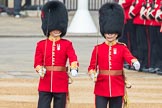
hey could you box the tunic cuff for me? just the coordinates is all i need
[88,69,96,75]
[35,65,43,72]
[70,61,79,70]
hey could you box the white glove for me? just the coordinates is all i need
[140,6,147,20]
[90,72,98,82]
[155,9,162,21]
[38,67,46,78]
[129,5,134,14]
[133,61,140,71]
[71,69,78,77]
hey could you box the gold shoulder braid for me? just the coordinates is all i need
[123,70,132,108]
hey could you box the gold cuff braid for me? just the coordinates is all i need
[70,61,78,70]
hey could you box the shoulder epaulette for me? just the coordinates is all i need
[117,42,127,46]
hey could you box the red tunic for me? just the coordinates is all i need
[88,42,137,97]
[121,0,133,23]
[34,38,78,93]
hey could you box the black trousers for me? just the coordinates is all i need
[14,0,22,15]
[119,19,138,58]
[126,20,138,58]
[136,25,149,68]
[38,92,67,108]
[24,0,31,6]
[148,26,160,68]
[95,95,122,108]
[157,27,162,69]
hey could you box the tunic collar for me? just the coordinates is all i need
[48,36,61,42]
[105,40,117,46]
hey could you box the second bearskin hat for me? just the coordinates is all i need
[41,1,68,37]
[99,2,124,38]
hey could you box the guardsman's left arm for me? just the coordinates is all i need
[67,42,79,77]
[34,41,46,78]
[123,44,140,71]
[88,46,98,82]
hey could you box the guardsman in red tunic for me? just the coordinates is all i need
[34,1,79,108]
[129,0,152,72]
[88,3,140,108]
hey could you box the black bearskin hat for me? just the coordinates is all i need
[99,2,124,38]
[41,1,68,37]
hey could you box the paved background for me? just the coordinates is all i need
[0,11,100,37]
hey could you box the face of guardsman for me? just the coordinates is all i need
[50,30,62,37]
[104,33,118,42]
